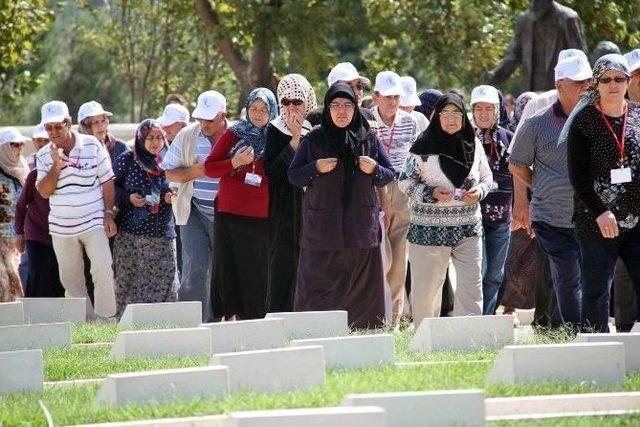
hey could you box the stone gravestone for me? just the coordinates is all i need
[226,406,385,427]
[109,327,212,359]
[265,311,348,339]
[0,349,43,394]
[202,318,286,353]
[21,298,86,324]
[119,302,202,329]
[291,334,394,369]
[0,301,24,326]
[575,333,640,374]
[0,322,71,351]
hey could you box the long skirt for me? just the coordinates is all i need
[113,231,178,317]
[266,224,298,313]
[212,211,268,320]
[0,237,22,302]
[25,240,64,297]
[295,246,385,329]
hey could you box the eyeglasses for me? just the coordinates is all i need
[329,102,355,110]
[281,99,304,106]
[9,143,23,148]
[599,76,629,84]
[439,111,464,119]
[44,122,67,132]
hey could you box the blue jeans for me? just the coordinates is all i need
[482,222,511,315]
[179,206,214,322]
[576,225,640,333]
[531,221,582,328]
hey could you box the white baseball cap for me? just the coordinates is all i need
[77,101,113,124]
[471,85,500,105]
[554,55,593,81]
[192,90,227,120]
[41,100,70,124]
[327,62,371,87]
[374,71,403,97]
[32,123,48,139]
[624,49,640,74]
[0,127,30,146]
[399,76,422,107]
[157,104,190,126]
[558,48,588,63]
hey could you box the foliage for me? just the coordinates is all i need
[0,0,53,108]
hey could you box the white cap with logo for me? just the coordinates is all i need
[554,55,593,81]
[558,48,588,63]
[0,127,30,146]
[157,104,190,126]
[399,76,422,107]
[32,123,48,139]
[327,62,371,87]
[41,101,70,124]
[374,71,403,97]
[471,85,500,105]
[77,100,113,124]
[192,91,227,120]
[624,49,640,74]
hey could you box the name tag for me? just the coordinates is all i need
[244,172,262,187]
[611,167,632,184]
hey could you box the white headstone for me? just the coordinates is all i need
[202,318,286,353]
[410,315,514,352]
[95,366,229,406]
[632,323,639,333]
[119,302,202,329]
[0,322,71,351]
[226,406,385,427]
[109,327,212,359]
[21,298,86,324]
[341,389,485,427]
[486,342,626,386]
[0,301,24,326]
[210,346,325,393]
[290,334,394,369]
[265,311,348,339]
[0,349,43,394]
[575,333,640,374]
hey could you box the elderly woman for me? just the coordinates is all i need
[470,85,515,315]
[264,74,317,312]
[399,93,493,322]
[288,83,395,329]
[113,119,177,316]
[566,54,640,332]
[205,88,277,320]
[78,101,128,164]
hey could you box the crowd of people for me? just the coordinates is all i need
[1,47,639,333]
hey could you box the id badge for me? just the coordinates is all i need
[244,172,263,187]
[611,167,632,184]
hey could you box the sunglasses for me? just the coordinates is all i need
[44,122,67,132]
[599,76,629,84]
[281,99,304,107]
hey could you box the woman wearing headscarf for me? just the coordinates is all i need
[416,89,443,121]
[264,74,317,312]
[204,88,277,320]
[399,93,493,322]
[113,119,177,316]
[288,83,395,329]
[78,101,128,165]
[509,92,537,132]
[566,54,640,332]
[0,127,29,301]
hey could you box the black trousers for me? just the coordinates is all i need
[25,240,64,297]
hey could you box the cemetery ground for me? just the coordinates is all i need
[1,323,640,426]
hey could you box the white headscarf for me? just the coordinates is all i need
[0,144,29,185]
[272,74,317,136]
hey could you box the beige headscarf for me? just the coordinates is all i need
[272,74,317,136]
[0,144,29,185]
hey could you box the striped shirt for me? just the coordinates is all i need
[371,107,419,173]
[160,130,219,222]
[509,101,574,228]
[35,131,113,236]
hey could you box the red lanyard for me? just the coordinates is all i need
[382,123,395,155]
[597,102,628,166]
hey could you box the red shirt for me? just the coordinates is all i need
[204,130,269,218]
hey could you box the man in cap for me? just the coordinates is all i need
[157,104,190,144]
[399,76,429,133]
[160,90,227,322]
[35,100,117,320]
[371,70,420,327]
[509,53,592,329]
[27,124,49,170]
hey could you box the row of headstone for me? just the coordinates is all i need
[0,298,86,326]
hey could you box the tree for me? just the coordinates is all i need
[0,0,53,109]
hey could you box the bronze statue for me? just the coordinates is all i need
[486,0,588,91]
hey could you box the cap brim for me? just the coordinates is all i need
[357,76,371,85]
[32,133,48,139]
[42,115,67,124]
[12,135,30,143]
[401,94,422,107]
[192,107,220,120]
[566,70,593,81]
[376,87,404,96]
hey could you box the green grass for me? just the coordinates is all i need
[72,323,121,344]
[491,414,640,426]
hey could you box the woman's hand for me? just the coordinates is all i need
[129,193,146,208]
[164,191,174,205]
[432,187,453,203]
[316,158,338,173]
[462,186,482,204]
[231,146,255,168]
[596,210,619,239]
[16,234,25,253]
[286,110,304,140]
[358,156,377,174]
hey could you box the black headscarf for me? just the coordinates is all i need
[410,93,476,188]
[320,83,369,206]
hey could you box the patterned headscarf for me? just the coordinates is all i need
[0,144,29,185]
[134,119,168,175]
[272,74,317,136]
[511,92,537,130]
[416,89,443,119]
[228,87,277,160]
[559,54,630,145]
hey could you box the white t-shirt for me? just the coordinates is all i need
[411,110,430,134]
